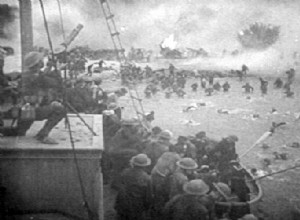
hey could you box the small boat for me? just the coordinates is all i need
[214,161,263,220]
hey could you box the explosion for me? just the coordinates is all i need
[238,22,280,50]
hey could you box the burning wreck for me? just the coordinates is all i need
[159,34,209,59]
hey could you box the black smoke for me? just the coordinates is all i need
[238,23,280,50]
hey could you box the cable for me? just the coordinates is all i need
[56,0,66,41]
[38,0,55,63]
[65,116,94,220]
[38,1,94,219]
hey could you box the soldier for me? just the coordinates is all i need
[201,76,207,89]
[242,82,254,93]
[213,82,221,91]
[168,157,198,198]
[109,119,142,189]
[205,87,214,96]
[273,77,283,89]
[150,83,159,95]
[190,131,210,164]
[259,77,268,95]
[150,126,162,141]
[208,75,214,85]
[144,86,152,98]
[211,182,240,218]
[145,65,153,78]
[286,68,295,85]
[165,87,173,99]
[98,59,104,69]
[222,81,230,92]
[210,182,239,203]
[169,63,175,77]
[177,76,186,89]
[115,154,152,220]
[173,136,197,159]
[241,64,249,76]
[176,88,186,98]
[212,135,239,172]
[284,84,294,98]
[164,179,213,220]
[151,151,181,220]
[191,83,198,92]
[143,130,173,170]
[237,70,243,81]
[17,52,66,144]
[0,48,18,105]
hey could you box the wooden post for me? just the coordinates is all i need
[19,0,33,71]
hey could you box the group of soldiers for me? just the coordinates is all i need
[102,103,258,220]
[137,64,296,99]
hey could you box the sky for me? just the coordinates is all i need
[1,0,300,72]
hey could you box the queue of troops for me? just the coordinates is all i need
[135,64,296,99]
[102,104,259,220]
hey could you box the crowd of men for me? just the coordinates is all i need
[102,106,259,220]
[121,63,295,99]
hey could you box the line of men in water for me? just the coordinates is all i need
[102,106,260,220]
[139,64,296,99]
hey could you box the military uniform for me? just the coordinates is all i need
[222,82,230,92]
[242,83,254,93]
[150,152,181,220]
[17,52,66,144]
[163,194,209,220]
[169,169,189,198]
[115,167,152,220]
[109,122,142,188]
[173,138,197,159]
[143,140,170,170]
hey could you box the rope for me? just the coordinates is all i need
[38,2,93,219]
[56,0,66,41]
[65,116,94,220]
[38,0,55,62]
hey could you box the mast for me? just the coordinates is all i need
[19,0,33,72]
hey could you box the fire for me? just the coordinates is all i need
[161,34,178,50]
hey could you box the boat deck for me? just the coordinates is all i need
[0,114,103,151]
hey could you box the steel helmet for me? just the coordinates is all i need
[24,51,44,68]
[183,179,209,195]
[130,154,151,167]
[176,157,198,170]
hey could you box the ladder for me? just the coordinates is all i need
[99,0,126,64]
[99,0,148,129]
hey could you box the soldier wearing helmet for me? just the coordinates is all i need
[115,154,152,220]
[17,51,66,144]
[168,157,198,198]
[150,151,181,220]
[143,130,173,170]
[211,135,239,171]
[108,118,143,189]
[164,179,213,220]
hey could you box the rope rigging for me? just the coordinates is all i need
[38,1,94,219]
